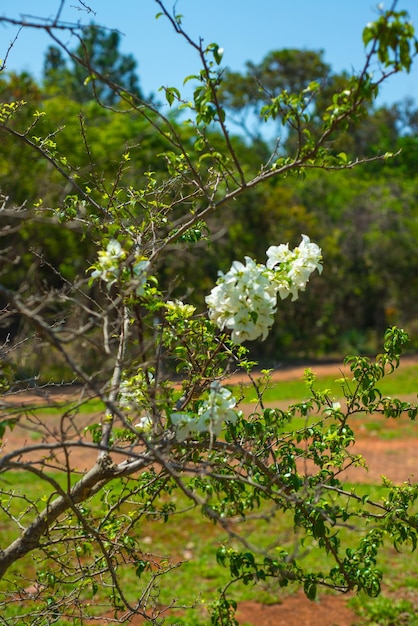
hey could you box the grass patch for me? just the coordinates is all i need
[27,396,106,416]
[17,363,417,428]
[350,594,418,625]
[351,415,417,440]
[1,471,418,624]
[238,364,418,405]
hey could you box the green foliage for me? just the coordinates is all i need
[351,594,418,625]
[43,24,143,104]
[0,3,417,625]
[2,29,418,358]
[219,48,331,118]
[363,7,417,72]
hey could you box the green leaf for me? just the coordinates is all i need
[164,86,181,106]
[304,578,317,600]
[183,74,199,85]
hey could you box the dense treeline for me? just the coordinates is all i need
[2,29,418,363]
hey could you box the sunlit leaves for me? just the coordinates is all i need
[363,8,417,72]
[0,100,26,123]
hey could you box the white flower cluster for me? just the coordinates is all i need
[206,235,322,344]
[134,415,153,433]
[266,234,323,301]
[119,370,154,412]
[119,370,154,434]
[205,256,276,344]
[171,381,238,442]
[91,239,125,286]
[91,238,149,294]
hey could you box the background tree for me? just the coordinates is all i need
[219,49,330,115]
[43,24,143,104]
[219,46,406,159]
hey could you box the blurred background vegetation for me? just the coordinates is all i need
[2,25,418,370]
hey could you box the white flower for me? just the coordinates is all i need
[91,240,149,294]
[132,258,149,276]
[171,383,238,441]
[286,234,323,300]
[170,412,197,442]
[269,273,292,301]
[268,235,322,301]
[324,401,342,417]
[206,236,322,343]
[106,239,124,259]
[119,379,137,410]
[131,257,150,295]
[266,243,293,269]
[205,257,277,344]
[91,239,126,286]
[295,234,323,274]
[134,415,153,433]
[197,381,238,436]
[119,370,154,412]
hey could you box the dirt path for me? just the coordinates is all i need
[236,593,358,626]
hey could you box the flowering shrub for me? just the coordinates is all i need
[0,4,417,626]
[90,238,321,442]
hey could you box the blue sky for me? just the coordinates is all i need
[2,0,418,107]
